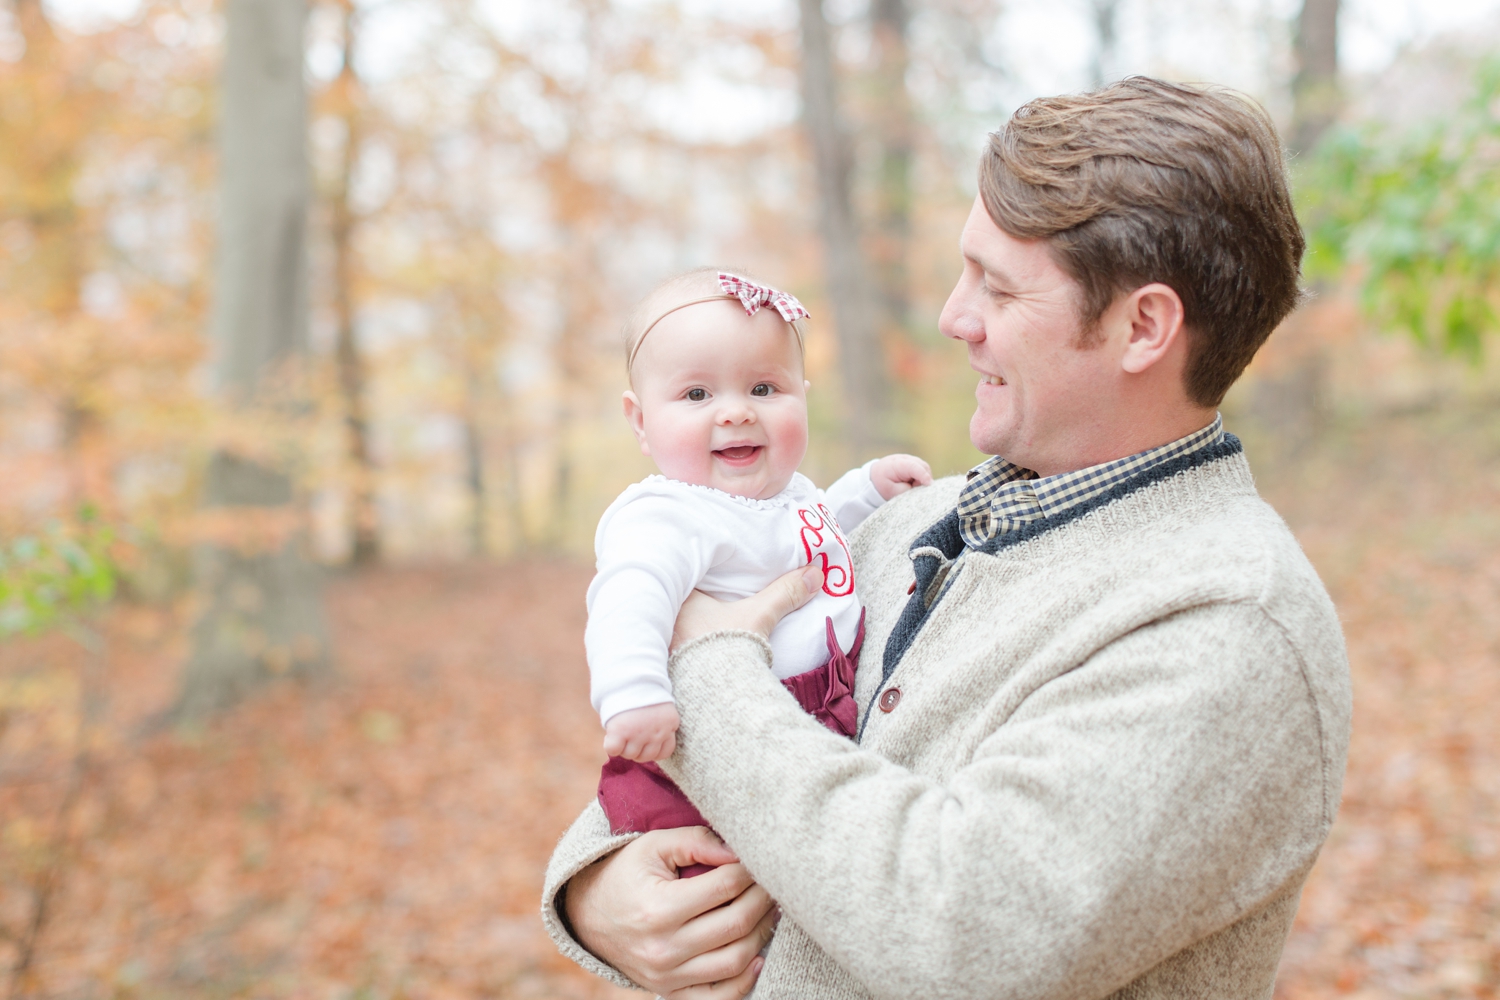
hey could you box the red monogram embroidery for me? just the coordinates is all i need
[798,504,855,597]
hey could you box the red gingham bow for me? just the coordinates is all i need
[718,272,810,324]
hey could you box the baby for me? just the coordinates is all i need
[587,268,930,861]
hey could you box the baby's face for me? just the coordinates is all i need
[625,299,808,500]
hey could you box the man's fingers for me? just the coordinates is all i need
[620,828,738,890]
[667,897,777,997]
[665,957,764,1000]
[654,827,743,877]
[676,879,774,956]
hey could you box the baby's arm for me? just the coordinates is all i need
[823,454,933,534]
[586,495,721,763]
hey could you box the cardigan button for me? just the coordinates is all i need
[879,688,901,712]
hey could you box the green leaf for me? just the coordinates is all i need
[0,513,117,637]
[1297,59,1500,358]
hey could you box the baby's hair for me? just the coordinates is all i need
[622,267,808,381]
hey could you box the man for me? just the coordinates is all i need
[541,77,1351,1000]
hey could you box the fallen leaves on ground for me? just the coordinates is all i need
[1,560,632,999]
[1265,407,1500,999]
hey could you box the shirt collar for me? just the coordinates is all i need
[957,414,1225,549]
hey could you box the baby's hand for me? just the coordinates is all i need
[870,453,933,500]
[603,702,681,762]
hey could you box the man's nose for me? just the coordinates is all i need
[939,282,985,343]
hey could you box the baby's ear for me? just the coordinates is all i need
[622,391,651,456]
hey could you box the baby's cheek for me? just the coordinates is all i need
[768,407,809,470]
[648,422,715,485]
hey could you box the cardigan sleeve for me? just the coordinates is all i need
[659,603,1339,1000]
[538,800,643,991]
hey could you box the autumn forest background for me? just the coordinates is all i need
[3,0,1500,996]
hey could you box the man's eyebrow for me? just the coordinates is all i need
[962,244,1012,287]
[959,236,991,269]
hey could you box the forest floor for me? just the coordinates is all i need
[2,400,1499,1000]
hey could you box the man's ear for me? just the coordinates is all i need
[1120,283,1187,375]
[622,391,651,456]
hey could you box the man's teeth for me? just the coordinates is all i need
[983,375,1005,386]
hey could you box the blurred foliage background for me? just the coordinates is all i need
[2,0,1500,997]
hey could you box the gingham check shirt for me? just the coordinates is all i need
[957,415,1225,549]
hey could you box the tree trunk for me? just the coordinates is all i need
[14,0,100,507]
[13,0,84,318]
[460,368,487,557]
[1088,0,1122,88]
[1247,0,1340,455]
[175,0,329,720]
[798,0,891,457]
[546,222,593,547]
[870,0,912,357]
[328,0,380,565]
[1290,0,1339,155]
[501,420,526,553]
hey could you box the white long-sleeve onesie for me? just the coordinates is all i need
[586,465,885,726]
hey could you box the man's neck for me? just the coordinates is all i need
[1023,407,1220,478]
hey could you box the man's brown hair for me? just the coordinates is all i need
[979,76,1304,406]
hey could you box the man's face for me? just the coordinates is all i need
[939,196,1121,476]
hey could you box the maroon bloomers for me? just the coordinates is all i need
[597,610,865,877]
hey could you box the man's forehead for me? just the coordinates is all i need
[959,200,1009,258]
[960,212,1055,283]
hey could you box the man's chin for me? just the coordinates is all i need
[969,415,1013,460]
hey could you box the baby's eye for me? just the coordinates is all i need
[686,388,708,402]
[751,383,773,397]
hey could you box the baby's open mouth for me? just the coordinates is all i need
[713,445,763,464]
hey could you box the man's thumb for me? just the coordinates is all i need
[746,565,823,638]
[660,825,739,871]
[784,563,823,610]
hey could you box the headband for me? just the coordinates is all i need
[627,272,810,370]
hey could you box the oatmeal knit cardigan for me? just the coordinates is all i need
[542,441,1351,1000]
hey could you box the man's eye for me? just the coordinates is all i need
[686,388,708,401]
[751,383,773,397]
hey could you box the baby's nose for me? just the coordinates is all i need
[716,400,757,424]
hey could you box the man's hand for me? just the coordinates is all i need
[869,453,934,500]
[603,702,681,761]
[672,564,824,652]
[565,827,779,998]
